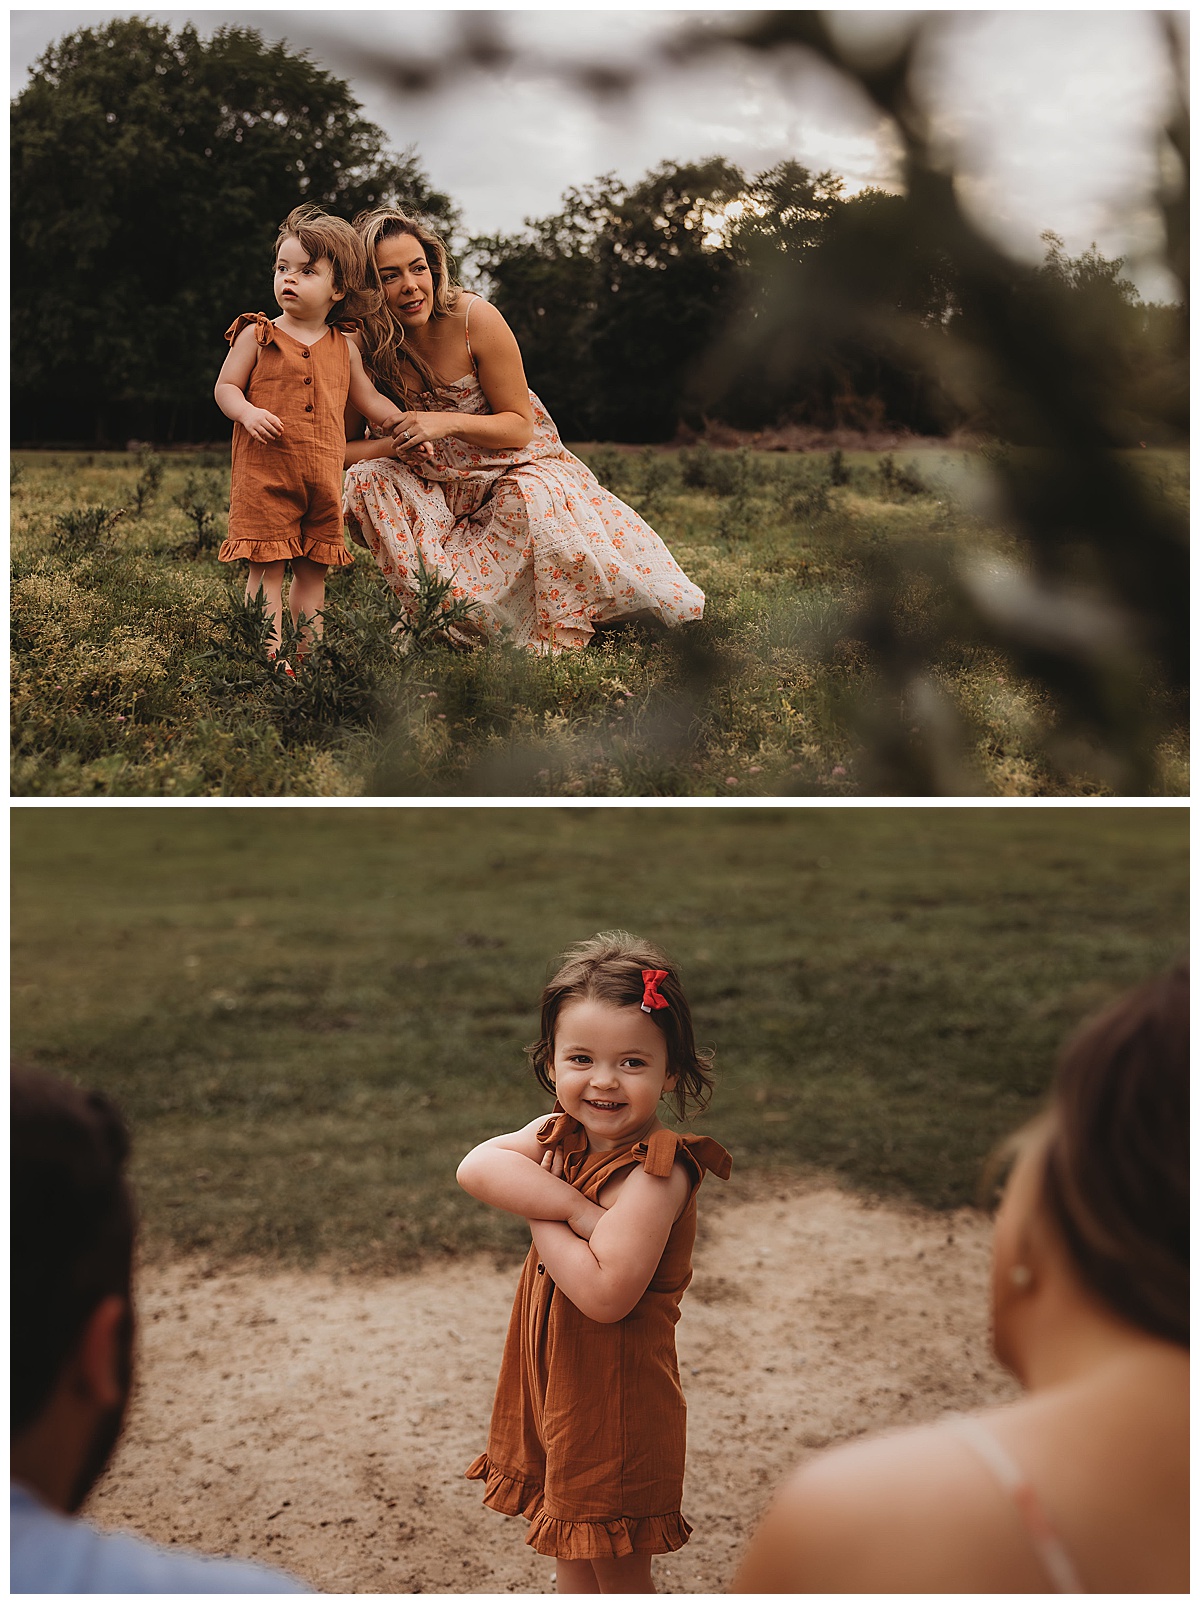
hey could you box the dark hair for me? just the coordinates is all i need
[528,931,713,1121]
[276,204,382,324]
[10,1069,137,1435]
[1039,964,1188,1347]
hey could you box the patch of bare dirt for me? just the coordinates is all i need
[90,1180,1016,1592]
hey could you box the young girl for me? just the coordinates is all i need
[458,932,730,1595]
[214,204,408,669]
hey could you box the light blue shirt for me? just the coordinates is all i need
[10,1482,309,1594]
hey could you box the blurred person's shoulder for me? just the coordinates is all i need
[10,1481,310,1594]
[738,1416,1052,1593]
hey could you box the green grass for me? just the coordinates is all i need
[11,445,1188,796]
[11,807,1187,1268]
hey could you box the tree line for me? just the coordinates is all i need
[11,18,1185,447]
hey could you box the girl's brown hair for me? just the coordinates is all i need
[351,207,463,401]
[528,932,714,1122]
[1036,963,1188,1347]
[276,204,382,324]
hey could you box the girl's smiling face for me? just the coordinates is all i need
[374,232,434,325]
[550,997,677,1152]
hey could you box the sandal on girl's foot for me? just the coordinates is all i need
[267,653,296,679]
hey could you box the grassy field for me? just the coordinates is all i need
[11,807,1187,1269]
[10,444,1188,797]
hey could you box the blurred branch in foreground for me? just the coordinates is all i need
[702,11,1188,794]
[332,11,1186,796]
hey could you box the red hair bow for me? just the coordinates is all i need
[641,969,669,1013]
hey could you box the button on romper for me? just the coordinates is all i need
[466,1112,731,1560]
[218,313,355,569]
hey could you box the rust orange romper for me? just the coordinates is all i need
[466,1110,731,1560]
[218,313,355,569]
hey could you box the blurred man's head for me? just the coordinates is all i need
[11,1069,137,1510]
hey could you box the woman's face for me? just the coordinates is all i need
[374,232,435,327]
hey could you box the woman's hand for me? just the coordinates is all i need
[391,411,455,455]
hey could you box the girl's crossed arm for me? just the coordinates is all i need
[457,1118,604,1240]
[530,1159,691,1325]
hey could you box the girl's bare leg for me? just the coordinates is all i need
[555,1558,600,1594]
[555,1554,655,1593]
[246,560,286,654]
[288,555,328,657]
[590,1554,654,1594]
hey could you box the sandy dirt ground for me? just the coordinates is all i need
[90,1177,1018,1593]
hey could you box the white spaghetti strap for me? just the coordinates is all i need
[946,1417,1085,1592]
[463,294,478,372]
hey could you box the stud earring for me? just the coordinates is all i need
[1009,1264,1033,1289]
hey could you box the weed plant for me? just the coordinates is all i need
[10,447,1188,796]
[130,448,165,516]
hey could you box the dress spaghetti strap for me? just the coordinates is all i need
[945,1418,1084,1592]
[463,294,478,372]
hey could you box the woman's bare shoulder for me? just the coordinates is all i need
[460,294,513,340]
[777,1420,973,1507]
[735,1421,1017,1592]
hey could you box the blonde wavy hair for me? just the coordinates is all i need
[352,208,464,401]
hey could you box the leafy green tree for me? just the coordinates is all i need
[728,161,845,266]
[592,157,745,440]
[471,178,620,439]
[473,158,746,441]
[12,18,456,442]
[479,148,1179,445]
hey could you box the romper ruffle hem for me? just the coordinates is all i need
[466,1112,731,1559]
[219,312,356,570]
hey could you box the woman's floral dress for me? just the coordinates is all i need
[341,349,705,655]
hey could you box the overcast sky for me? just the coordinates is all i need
[11,8,1186,298]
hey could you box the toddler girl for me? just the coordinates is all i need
[214,204,407,668]
[458,932,730,1595]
